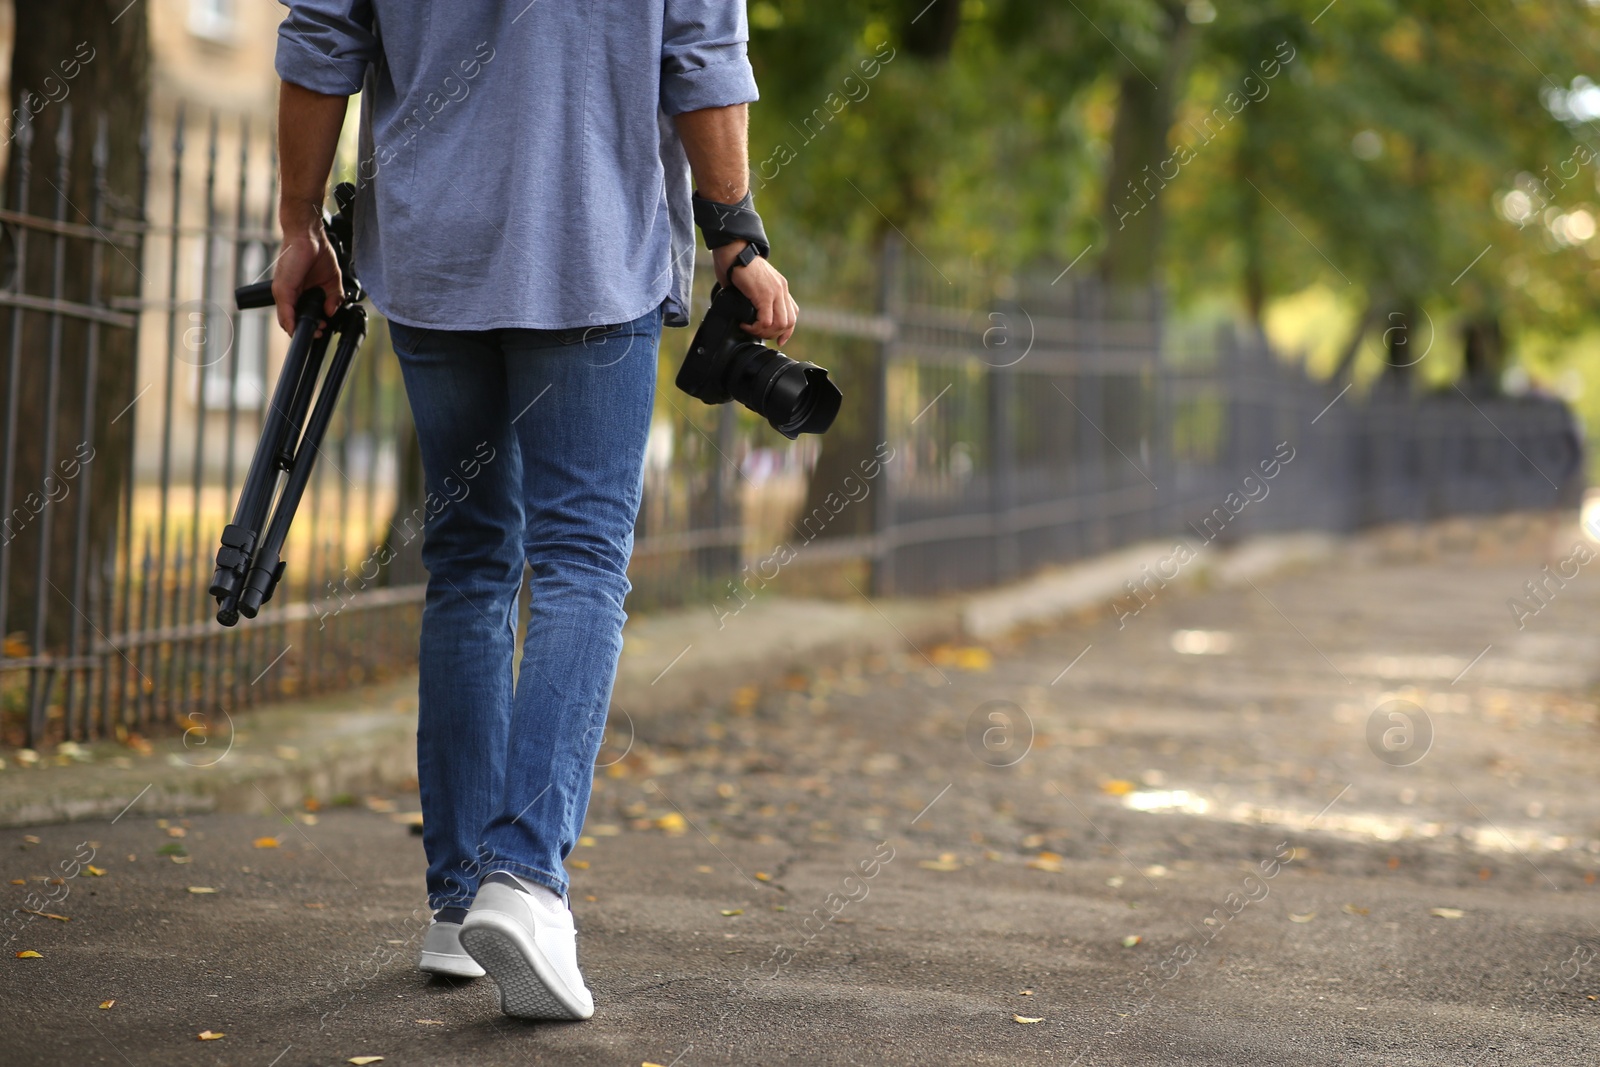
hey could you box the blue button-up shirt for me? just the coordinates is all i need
[275,1,758,330]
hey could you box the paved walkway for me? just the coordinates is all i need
[4,516,1599,1065]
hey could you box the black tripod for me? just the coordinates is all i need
[210,182,367,627]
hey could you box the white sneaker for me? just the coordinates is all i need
[418,919,486,978]
[459,874,594,1020]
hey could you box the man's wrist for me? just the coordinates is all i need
[693,190,770,258]
[279,195,325,232]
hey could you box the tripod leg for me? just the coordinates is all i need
[238,306,369,619]
[210,293,327,624]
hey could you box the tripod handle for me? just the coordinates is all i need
[236,282,329,322]
[236,280,275,309]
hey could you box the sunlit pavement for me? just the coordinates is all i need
[5,528,1600,1065]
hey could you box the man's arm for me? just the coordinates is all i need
[272,81,348,334]
[674,104,799,347]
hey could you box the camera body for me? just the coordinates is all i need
[676,283,841,439]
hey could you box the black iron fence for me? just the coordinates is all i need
[0,106,1586,748]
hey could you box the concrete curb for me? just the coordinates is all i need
[0,527,1404,828]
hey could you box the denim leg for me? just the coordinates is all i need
[477,307,662,895]
[392,322,525,911]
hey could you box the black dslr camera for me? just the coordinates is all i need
[676,283,841,439]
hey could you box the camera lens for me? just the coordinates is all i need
[726,342,843,439]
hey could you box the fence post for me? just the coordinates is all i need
[869,233,900,598]
[988,284,1018,586]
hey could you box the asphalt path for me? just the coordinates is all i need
[4,545,1599,1065]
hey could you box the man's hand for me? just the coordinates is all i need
[272,205,343,335]
[714,240,799,347]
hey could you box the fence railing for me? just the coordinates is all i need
[0,106,1586,749]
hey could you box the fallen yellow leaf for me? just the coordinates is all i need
[253,837,280,849]
[99,1000,115,1009]
[918,853,963,872]
[654,812,687,834]
[1342,903,1369,916]
[1121,935,1142,948]
[20,909,69,921]
[1013,1014,1045,1024]
[85,866,106,877]
[1430,907,1465,919]
[197,1030,224,1041]
[568,859,590,869]
[1026,852,1065,873]
[1100,779,1136,797]
[754,872,771,882]
[955,647,993,671]
[1289,912,1316,923]
[166,826,187,838]
[348,1057,384,1065]
[8,879,23,885]
[15,950,42,958]
[720,908,744,917]
[187,886,218,894]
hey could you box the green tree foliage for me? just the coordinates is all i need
[745,0,1600,388]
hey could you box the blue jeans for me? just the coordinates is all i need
[391,305,662,909]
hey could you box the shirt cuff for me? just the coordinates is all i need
[661,52,759,115]
[275,25,369,97]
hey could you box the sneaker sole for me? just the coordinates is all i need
[418,950,485,979]
[458,914,592,1020]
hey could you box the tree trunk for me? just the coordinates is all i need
[1460,315,1504,397]
[2,2,147,657]
[1098,2,1194,315]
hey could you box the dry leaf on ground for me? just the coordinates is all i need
[1430,907,1465,919]
[1121,935,1142,948]
[99,1000,115,1009]
[253,837,279,849]
[1013,1014,1045,1024]
[1289,912,1316,923]
[187,886,218,894]
[720,909,743,917]
[197,1030,224,1041]
[348,1057,384,1065]
[15,950,42,958]
[918,853,963,872]
[21,909,68,921]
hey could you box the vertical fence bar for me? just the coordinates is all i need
[65,115,110,740]
[869,234,899,597]
[146,102,186,731]
[26,106,73,744]
[0,111,31,706]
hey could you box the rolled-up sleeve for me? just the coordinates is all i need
[660,0,759,114]
[275,0,377,96]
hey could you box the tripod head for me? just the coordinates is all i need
[210,182,369,627]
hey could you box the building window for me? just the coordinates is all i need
[188,0,238,43]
